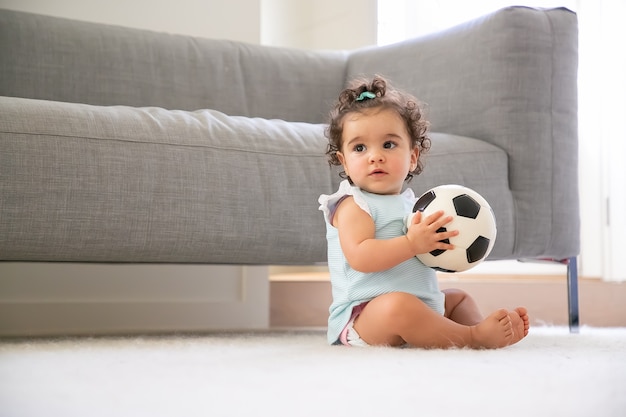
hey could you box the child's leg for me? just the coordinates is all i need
[352,292,514,349]
[443,288,484,325]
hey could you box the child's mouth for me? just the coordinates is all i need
[370,169,386,176]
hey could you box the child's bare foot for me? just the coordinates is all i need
[508,307,530,344]
[469,309,513,349]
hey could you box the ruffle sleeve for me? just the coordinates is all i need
[318,180,371,224]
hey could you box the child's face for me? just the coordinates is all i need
[337,108,418,195]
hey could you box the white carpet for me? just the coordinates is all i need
[1,326,625,417]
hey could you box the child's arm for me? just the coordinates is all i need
[333,196,458,273]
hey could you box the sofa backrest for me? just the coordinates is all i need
[0,8,346,124]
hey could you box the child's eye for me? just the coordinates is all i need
[383,141,397,149]
[354,144,365,152]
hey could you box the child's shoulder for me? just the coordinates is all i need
[331,195,373,228]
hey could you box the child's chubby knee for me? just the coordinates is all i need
[354,293,423,346]
[366,292,426,319]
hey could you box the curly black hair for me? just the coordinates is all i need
[325,75,430,182]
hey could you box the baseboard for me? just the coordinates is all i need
[0,263,270,337]
[270,273,626,328]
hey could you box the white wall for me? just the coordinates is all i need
[261,0,376,49]
[0,0,262,43]
[0,0,376,49]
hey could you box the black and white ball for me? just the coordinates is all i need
[408,184,497,273]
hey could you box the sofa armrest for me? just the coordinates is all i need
[347,7,579,259]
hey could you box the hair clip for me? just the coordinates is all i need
[356,91,376,101]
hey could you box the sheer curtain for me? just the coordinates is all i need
[377,1,626,281]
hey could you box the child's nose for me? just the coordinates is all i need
[369,150,384,162]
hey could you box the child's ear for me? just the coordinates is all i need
[337,151,348,174]
[410,147,419,171]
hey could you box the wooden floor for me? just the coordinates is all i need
[270,272,626,328]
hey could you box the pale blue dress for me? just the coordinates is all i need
[319,180,445,345]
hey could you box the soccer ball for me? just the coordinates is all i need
[407,184,497,273]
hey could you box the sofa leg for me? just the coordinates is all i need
[566,256,580,333]
[519,256,580,333]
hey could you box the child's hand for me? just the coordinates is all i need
[406,210,459,255]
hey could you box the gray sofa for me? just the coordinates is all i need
[0,7,580,333]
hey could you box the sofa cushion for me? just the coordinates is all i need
[0,97,335,263]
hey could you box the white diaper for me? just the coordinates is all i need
[345,321,370,347]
